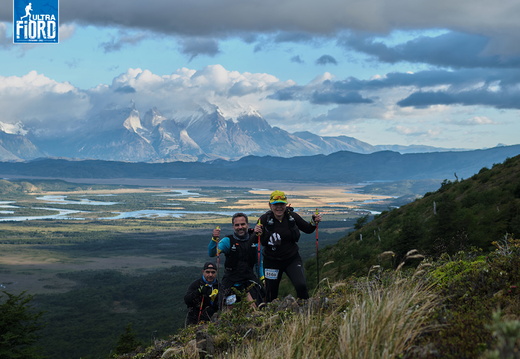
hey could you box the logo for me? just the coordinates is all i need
[13,0,59,43]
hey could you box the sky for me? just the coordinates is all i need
[1,0,520,149]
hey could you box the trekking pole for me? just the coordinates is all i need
[215,226,221,277]
[214,226,222,310]
[256,219,267,305]
[315,208,320,287]
[198,293,205,323]
[256,219,262,280]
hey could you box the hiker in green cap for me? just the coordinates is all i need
[208,212,265,308]
[254,190,322,302]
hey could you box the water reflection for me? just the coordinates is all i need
[36,195,118,205]
[102,210,258,220]
[0,208,83,222]
[0,194,260,221]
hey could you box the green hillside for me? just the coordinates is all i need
[311,154,520,284]
[5,156,520,359]
[106,155,520,359]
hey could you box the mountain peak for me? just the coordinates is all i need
[0,121,28,136]
[123,109,144,133]
[242,106,261,117]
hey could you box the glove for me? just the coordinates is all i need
[311,212,321,225]
[209,289,219,301]
[260,276,265,286]
[198,284,212,296]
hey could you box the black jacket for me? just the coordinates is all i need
[258,209,317,261]
[184,276,219,325]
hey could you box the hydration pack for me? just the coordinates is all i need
[264,207,300,242]
[224,230,258,272]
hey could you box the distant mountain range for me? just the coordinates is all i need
[1,105,463,162]
[1,145,519,184]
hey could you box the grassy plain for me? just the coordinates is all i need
[0,179,391,295]
[0,177,426,358]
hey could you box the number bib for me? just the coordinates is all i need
[264,268,279,280]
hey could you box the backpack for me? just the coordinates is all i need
[224,230,257,272]
[264,207,301,243]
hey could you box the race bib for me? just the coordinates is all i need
[264,268,279,280]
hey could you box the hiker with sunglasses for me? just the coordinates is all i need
[184,262,220,325]
[254,190,322,302]
[208,212,265,308]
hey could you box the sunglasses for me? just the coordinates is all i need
[270,195,287,201]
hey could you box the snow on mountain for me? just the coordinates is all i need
[0,129,44,161]
[123,109,144,132]
[0,105,462,162]
[0,121,28,136]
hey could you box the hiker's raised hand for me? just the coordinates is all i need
[254,223,263,235]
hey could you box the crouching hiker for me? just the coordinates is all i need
[184,262,219,326]
[208,212,265,308]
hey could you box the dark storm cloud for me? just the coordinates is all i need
[398,88,520,109]
[0,24,10,48]
[3,0,519,56]
[274,32,315,43]
[268,80,372,105]
[100,32,148,53]
[268,86,303,101]
[387,69,520,109]
[311,91,371,105]
[114,85,136,93]
[291,55,304,64]
[315,55,338,65]
[338,32,520,69]
[268,68,520,109]
[179,37,220,59]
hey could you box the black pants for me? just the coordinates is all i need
[263,254,308,302]
[221,276,265,307]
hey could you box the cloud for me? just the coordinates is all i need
[2,0,518,56]
[269,77,373,105]
[273,32,315,43]
[0,71,91,135]
[0,22,10,48]
[179,37,220,60]
[290,55,304,64]
[100,31,149,53]
[264,66,520,111]
[0,64,517,147]
[315,55,338,65]
[311,90,371,105]
[114,85,136,94]
[451,116,495,126]
[397,86,520,110]
[59,23,76,41]
[338,31,520,68]
[87,65,293,119]
[390,125,442,138]
[0,66,331,138]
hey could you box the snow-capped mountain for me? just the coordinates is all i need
[0,123,44,161]
[0,106,453,162]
